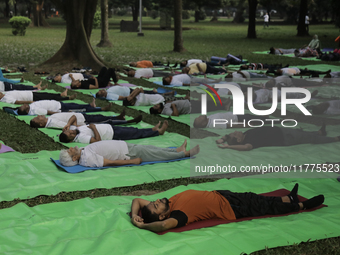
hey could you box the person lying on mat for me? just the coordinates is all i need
[309,100,340,115]
[269,47,296,55]
[71,67,118,89]
[1,67,18,73]
[263,76,325,89]
[0,68,25,84]
[59,139,199,167]
[29,111,142,129]
[129,60,172,68]
[59,121,168,144]
[0,88,76,104]
[130,184,324,233]
[182,62,226,75]
[96,86,173,101]
[239,63,285,71]
[216,125,339,151]
[16,98,112,115]
[162,73,222,86]
[122,88,166,107]
[52,72,88,83]
[180,59,225,68]
[150,96,232,116]
[127,69,176,79]
[323,72,340,83]
[225,70,270,82]
[272,67,331,77]
[294,47,319,58]
[0,80,47,92]
[193,112,269,129]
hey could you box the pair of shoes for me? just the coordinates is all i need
[18,66,27,72]
[302,195,324,210]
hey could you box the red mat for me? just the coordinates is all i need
[132,189,326,235]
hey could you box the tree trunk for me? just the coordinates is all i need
[97,0,113,47]
[233,0,246,23]
[131,1,139,21]
[44,0,105,70]
[194,9,200,22]
[247,0,257,38]
[33,0,49,27]
[5,1,9,18]
[173,0,185,52]
[297,0,309,36]
[14,2,17,16]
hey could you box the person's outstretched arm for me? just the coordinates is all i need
[127,88,142,101]
[89,77,99,89]
[171,103,179,116]
[14,100,34,104]
[103,157,141,166]
[218,143,253,151]
[132,218,178,233]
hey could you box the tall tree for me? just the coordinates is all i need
[33,0,49,27]
[296,0,309,36]
[44,0,105,69]
[97,0,113,47]
[233,0,246,23]
[173,0,185,52]
[247,0,258,38]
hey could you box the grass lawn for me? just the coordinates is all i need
[0,15,339,254]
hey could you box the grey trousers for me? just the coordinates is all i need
[126,144,186,162]
[280,128,336,146]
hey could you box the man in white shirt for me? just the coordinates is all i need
[263,13,269,28]
[225,71,269,82]
[96,86,160,101]
[305,15,309,33]
[29,111,142,129]
[122,88,166,106]
[52,73,86,83]
[59,120,168,144]
[274,67,331,77]
[162,74,222,86]
[0,89,76,104]
[59,139,200,167]
[17,99,112,115]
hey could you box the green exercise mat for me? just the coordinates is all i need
[0,130,191,201]
[0,178,338,255]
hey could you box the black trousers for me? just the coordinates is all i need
[4,82,35,91]
[216,190,299,218]
[97,67,117,87]
[32,92,69,101]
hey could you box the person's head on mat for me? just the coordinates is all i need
[52,73,62,83]
[264,79,276,88]
[30,115,48,128]
[129,62,138,67]
[96,89,107,98]
[193,115,209,128]
[59,129,80,143]
[269,47,275,54]
[312,102,330,115]
[180,61,188,68]
[127,70,136,77]
[181,67,190,74]
[59,146,82,166]
[162,76,172,85]
[17,104,30,115]
[71,80,82,89]
[149,103,164,115]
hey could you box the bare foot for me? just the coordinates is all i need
[20,77,24,82]
[176,139,187,152]
[158,120,168,135]
[216,138,224,144]
[101,102,112,111]
[153,88,158,93]
[69,94,77,100]
[40,85,48,90]
[90,98,96,108]
[130,115,142,124]
[33,81,42,88]
[117,109,126,120]
[152,121,161,131]
[185,145,200,157]
[60,89,68,97]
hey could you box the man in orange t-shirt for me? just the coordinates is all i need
[130,184,324,232]
[129,60,154,68]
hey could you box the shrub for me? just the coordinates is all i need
[93,10,101,28]
[149,10,159,19]
[198,10,206,20]
[9,16,31,36]
[182,10,190,19]
[117,9,127,16]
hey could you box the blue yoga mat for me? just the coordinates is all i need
[51,156,191,173]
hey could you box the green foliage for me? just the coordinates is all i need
[8,16,31,36]
[117,9,127,16]
[198,9,206,20]
[149,10,159,19]
[182,10,191,20]
[93,10,101,29]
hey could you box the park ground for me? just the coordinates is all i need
[0,15,340,254]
